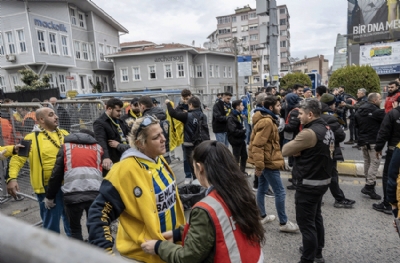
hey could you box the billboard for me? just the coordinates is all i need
[347,0,400,43]
[237,55,252,77]
[360,41,400,74]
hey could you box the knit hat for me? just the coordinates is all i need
[303,88,311,93]
[320,93,336,106]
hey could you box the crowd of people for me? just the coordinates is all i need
[0,81,400,262]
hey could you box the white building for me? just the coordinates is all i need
[0,0,128,97]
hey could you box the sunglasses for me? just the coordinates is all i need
[135,116,157,138]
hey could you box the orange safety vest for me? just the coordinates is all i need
[182,191,263,263]
[22,112,37,126]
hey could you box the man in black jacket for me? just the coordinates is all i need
[212,92,232,147]
[282,99,334,263]
[374,97,400,214]
[355,93,385,199]
[45,130,103,240]
[320,94,355,208]
[93,98,130,176]
[227,100,248,176]
[121,97,141,128]
[165,96,209,184]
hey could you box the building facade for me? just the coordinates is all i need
[292,55,330,85]
[278,5,291,73]
[0,0,128,97]
[108,42,237,95]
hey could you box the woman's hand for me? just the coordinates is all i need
[141,240,158,255]
[162,230,173,242]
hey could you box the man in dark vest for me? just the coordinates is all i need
[282,99,334,263]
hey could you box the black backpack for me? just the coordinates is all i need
[191,112,210,147]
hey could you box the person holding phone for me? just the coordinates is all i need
[6,107,71,235]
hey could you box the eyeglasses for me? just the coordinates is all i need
[135,116,157,138]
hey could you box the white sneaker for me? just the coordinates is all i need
[184,178,192,185]
[261,215,276,224]
[279,220,299,233]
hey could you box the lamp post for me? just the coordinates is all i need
[225,37,242,98]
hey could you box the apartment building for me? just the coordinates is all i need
[292,55,330,85]
[0,0,128,96]
[278,5,291,73]
[107,42,237,94]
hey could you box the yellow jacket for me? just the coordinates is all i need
[87,149,186,263]
[0,145,15,158]
[7,128,69,193]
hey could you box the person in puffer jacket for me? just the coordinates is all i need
[46,129,103,241]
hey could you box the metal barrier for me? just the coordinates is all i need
[0,212,127,263]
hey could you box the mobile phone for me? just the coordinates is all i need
[18,140,32,157]
[394,218,400,238]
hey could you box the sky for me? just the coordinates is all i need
[94,0,349,66]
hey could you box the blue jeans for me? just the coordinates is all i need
[215,132,229,147]
[387,147,400,206]
[257,168,288,224]
[36,188,71,235]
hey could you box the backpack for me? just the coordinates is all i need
[191,112,210,147]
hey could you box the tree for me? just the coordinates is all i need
[15,69,50,91]
[280,72,312,91]
[328,65,381,97]
[89,79,102,93]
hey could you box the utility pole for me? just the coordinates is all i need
[268,0,279,86]
[234,36,239,98]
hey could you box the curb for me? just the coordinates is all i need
[337,160,384,178]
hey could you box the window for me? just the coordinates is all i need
[280,8,286,14]
[281,52,287,58]
[103,76,109,91]
[120,68,128,82]
[280,41,287,47]
[249,13,257,19]
[78,12,86,28]
[177,63,185,78]
[106,45,111,55]
[241,25,248,32]
[164,64,172,78]
[249,45,257,51]
[90,43,95,61]
[249,24,258,31]
[58,74,66,92]
[70,8,77,25]
[195,65,203,78]
[228,66,232,78]
[280,19,286,25]
[215,65,220,78]
[16,30,26,53]
[223,66,227,78]
[49,33,57,54]
[232,16,237,23]
[250,34,258,41]
[113,47,117,54]
[264,55,269,61]
[0,33,5,55]
[241,14,248,21]
[217,16,230,24]
[98,43,104,61]
[280,30,287,36]
[47,73,55,88]
[74,41,81,59]
[209,64,214,78]
[218,28,230,35]
[61,35,69,56]
[0,76,6,91]
[232,27,237,33]
[190,65,194,78]
[5,31,16,54]
[11,74,19,88]
[242,36,248,41]
[148,65,156,79]
[132,67,141,81]
[37,30,46,53]
[82,43,88,60]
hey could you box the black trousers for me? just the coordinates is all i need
[295,191,326,263]
[382,149,394,204]
[232,141,248,173]
[329,161,345,201]
[349,116,357,141]
[183,145,196,179]
[64,200,93,240]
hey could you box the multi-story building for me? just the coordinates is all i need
[107,42,237,94]
[292,55,330,85]
[0,0,128,96]
[206,4,291,89]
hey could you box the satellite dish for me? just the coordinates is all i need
[203,42,210,49]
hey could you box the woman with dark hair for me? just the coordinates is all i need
[141,140,265,263]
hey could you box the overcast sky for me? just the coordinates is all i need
[94,0,348,65]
